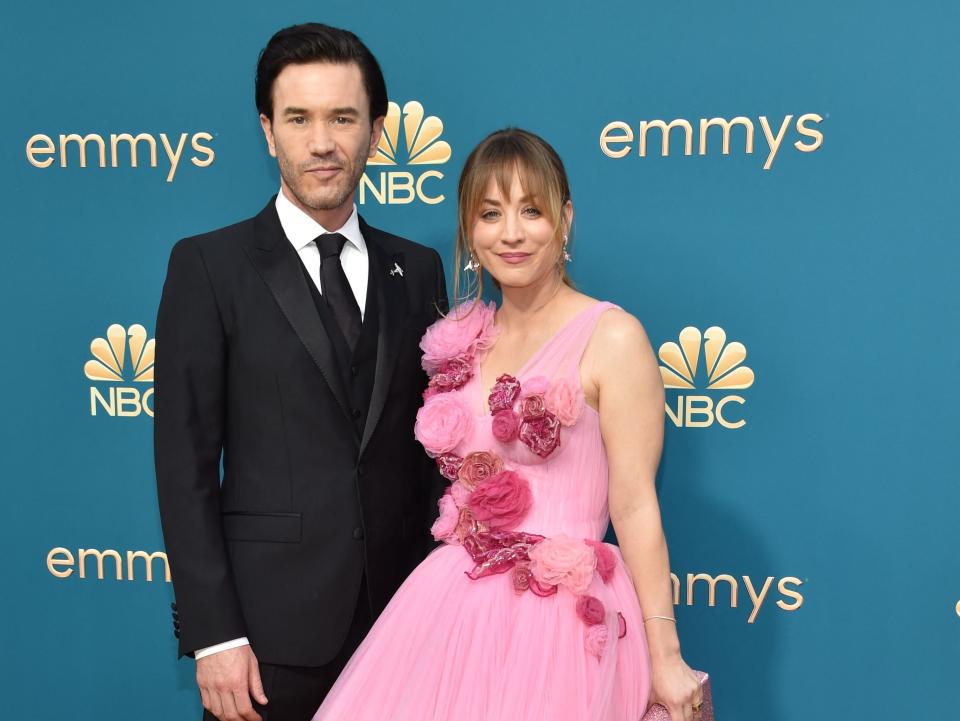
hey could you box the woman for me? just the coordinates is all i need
[314,128,702,720]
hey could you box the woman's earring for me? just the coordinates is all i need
[464,254,480,272]
[562,234,572,263]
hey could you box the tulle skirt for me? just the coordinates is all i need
[313,542,651,721]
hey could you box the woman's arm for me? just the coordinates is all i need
[585,309,700,721]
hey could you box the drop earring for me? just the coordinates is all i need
[464,253,480,272]
[562,234,572,263]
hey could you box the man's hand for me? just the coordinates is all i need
[196,645,268,721]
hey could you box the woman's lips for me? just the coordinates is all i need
[499,253,530,264]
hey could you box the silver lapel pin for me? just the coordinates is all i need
[389,262,404,277]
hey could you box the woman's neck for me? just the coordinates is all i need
[496,272,572,332]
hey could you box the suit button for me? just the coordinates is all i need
[353,527,364,540]
[353,408,362,419]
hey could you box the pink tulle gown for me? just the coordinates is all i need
[314,301,651,721]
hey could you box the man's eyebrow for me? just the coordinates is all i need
[281,106,361,117]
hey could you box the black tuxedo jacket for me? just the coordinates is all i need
[154,198,446,666]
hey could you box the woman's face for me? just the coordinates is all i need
[470,168,571,291]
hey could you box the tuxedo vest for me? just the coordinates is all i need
[299,260,379,438]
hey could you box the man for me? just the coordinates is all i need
[155,23,446,721]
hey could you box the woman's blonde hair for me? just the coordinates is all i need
[454,128,573,304]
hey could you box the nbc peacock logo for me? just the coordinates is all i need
[360,101,451,205]
[84,324,155,418]
[658,326,754,429]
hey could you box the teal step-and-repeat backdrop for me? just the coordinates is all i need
[1,1,957,718]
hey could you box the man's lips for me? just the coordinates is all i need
[305,166,342,177]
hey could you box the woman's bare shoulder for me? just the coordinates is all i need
[592,304,652,352]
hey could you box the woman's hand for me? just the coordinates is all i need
[649,652,701,721]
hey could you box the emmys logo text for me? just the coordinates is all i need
[84,324,155,418]
[672,571,804,623]
[658,326,755,429]
[47,547,170,582]
[600,113,823,169]
[25,131,215,182]
[360,101,450,205]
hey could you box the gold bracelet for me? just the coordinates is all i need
[643,615,677,624]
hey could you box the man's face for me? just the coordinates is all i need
[260,62,384,216]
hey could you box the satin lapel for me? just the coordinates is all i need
[360,228,407,455]
[243,201,355,430]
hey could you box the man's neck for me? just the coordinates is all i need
[280,184,355,231]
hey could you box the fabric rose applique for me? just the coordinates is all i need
[414,393,475,457]
[486,373,582,459]
[420,300,498,375]
[544,378,585,427]
[430,493,460,542]
[469,470,533,530]
[457,451,503,490]
[491,409,520,442]
[528,533,597,594]
[427,449,534,552]
[416,301,498,458]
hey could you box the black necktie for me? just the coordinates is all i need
[316,232,361,349]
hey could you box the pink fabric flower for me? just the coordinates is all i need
[617,612,627,639]
[544,377,585,427]
[468,470,533,530]
[522,375,550,397]
[427,355,473,393]
[528,534,597,594]
[519,412,561,458]
[529,577,559,597]
[415,393,475,457]
[431,493,459,542]
[512,562,532,594]
[457,451,504,490]
[420,301,497,373]
[584,539,616,584]
[585,623,608,659]
[436,453,464,482]
[576,595,606,625]
[488,374,521,413]
[455,507,487,543]
[491,409,520,442]
[520,394,547,420]
[450,481,472,508]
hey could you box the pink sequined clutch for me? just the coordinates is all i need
[641,671,713,721]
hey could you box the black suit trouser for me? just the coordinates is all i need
[202,575,372,721]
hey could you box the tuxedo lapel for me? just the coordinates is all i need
[243,199,355,431]
[360,219,407,456]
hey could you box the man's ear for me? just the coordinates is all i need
[368,115,386,159]
[259,113,277,158]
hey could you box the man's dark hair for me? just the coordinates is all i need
[255,23,388,122]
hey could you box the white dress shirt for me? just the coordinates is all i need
[194,191,369,661]
[276,188,369,318]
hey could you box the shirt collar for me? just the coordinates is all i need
[275,188,366,254]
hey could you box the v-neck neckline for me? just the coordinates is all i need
[476,302,603,415]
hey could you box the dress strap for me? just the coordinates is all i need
[526,301,621,383]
